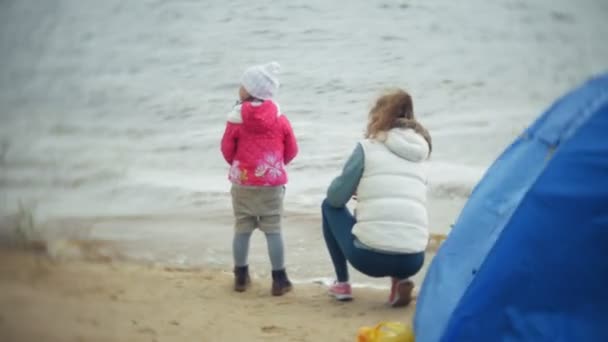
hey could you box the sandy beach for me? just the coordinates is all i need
[1,0,606,340]
[0,247,417,342]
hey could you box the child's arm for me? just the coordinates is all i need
[220,122,240,164]
[221,105,243,164]
[281,116,298,165]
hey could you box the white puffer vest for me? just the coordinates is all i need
[353,128,430,254]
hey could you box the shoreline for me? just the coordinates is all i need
[2,213,445,290]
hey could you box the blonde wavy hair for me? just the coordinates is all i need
[365,89,432,154]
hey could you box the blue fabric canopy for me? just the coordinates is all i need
[415,73,608,342]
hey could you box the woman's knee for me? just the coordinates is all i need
[321,199,338,221]
[321,198,332,211]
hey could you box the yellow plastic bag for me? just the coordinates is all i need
[357,321,414,342]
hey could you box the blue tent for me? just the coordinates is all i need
[414,73,608,341]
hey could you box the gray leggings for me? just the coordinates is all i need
[231,185,286,270]
[233,232,285,270]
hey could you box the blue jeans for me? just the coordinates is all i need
[322,200,425,282]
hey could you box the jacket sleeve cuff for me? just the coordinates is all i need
[227,104,243,123]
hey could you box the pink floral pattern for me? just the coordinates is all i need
[229,161,245,184]
[255,153,284,182]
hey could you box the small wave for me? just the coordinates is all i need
[381,35,408,42]
[378,3,410,10]
[550,11,576,24]
[428,161,486,199]
[301,28,327,35]
[285,4,319,12]
[250,30,285,39]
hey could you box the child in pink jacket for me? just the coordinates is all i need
[221,62,298,296]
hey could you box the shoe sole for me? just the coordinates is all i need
[329,292,353,301]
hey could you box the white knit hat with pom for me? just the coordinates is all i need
[240,62,281,100]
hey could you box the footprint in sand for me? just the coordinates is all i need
[261,325,287,334]
[138,327,157,336]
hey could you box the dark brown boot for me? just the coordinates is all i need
[389,278,414,308]
[271,269,293,296]
[234,265,251,292]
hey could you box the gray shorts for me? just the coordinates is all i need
[230,184,285,234]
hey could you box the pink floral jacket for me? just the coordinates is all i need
[220,100,298,186]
